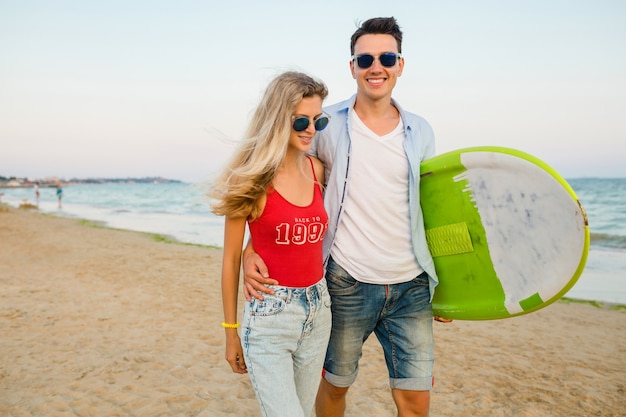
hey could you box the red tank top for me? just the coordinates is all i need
[248,157,328,287]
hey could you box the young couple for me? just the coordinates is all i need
[211,16,448,417]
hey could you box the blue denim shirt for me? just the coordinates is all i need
[310,95,439,300]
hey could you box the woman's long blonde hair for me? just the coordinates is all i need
[210,71,328,220]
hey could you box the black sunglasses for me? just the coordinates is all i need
[351,52,402,69]
[292,115,330,132]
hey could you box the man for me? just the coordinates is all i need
[244,17,446,417]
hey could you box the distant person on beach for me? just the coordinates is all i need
[242,17,451,417]
[55,181,63,208]
[34,183,40,207]
[210,71,332,417]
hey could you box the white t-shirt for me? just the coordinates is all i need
[330,109,422,284]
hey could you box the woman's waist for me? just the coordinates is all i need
[267,277,327,299]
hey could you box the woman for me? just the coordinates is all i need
[210,71,332,417]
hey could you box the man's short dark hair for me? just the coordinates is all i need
[350,17,403,55]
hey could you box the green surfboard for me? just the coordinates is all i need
[420,147,589,320]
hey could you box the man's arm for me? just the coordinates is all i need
[242,239,278,301]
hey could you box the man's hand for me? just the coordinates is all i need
[242,250,278,301]
[434,316,453,323]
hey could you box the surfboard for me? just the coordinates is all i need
[420,147,589,320]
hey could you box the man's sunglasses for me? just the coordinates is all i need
[351,52,402,69]
[292,115,330,132]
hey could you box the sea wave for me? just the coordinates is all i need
[590,232,626,250]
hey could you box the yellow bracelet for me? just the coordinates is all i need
[221,322,240,329]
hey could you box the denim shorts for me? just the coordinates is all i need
[323,257,434,391]
[242,278,332,417]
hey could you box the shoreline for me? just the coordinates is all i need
[1,206,625,416]
[7,203,626,306]
[20,203,626,311]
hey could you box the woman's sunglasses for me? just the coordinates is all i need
[292,116,330,132]
[351,52,402,69]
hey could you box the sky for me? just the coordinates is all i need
[1,0,625,183]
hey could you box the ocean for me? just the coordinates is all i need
[2,178,624,305]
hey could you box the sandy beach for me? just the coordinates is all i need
[1,206,624,417]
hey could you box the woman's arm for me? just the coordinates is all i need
[221,215,248,374]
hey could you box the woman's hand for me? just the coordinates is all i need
[225,333,247,374]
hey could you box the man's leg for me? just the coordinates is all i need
[315,378,349,417]
[318,257,383,417]
[392,389,430,417]
[375,272,434,417]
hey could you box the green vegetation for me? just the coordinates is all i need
[77,218,218,248]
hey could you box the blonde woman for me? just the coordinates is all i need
[210,71,332,417]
